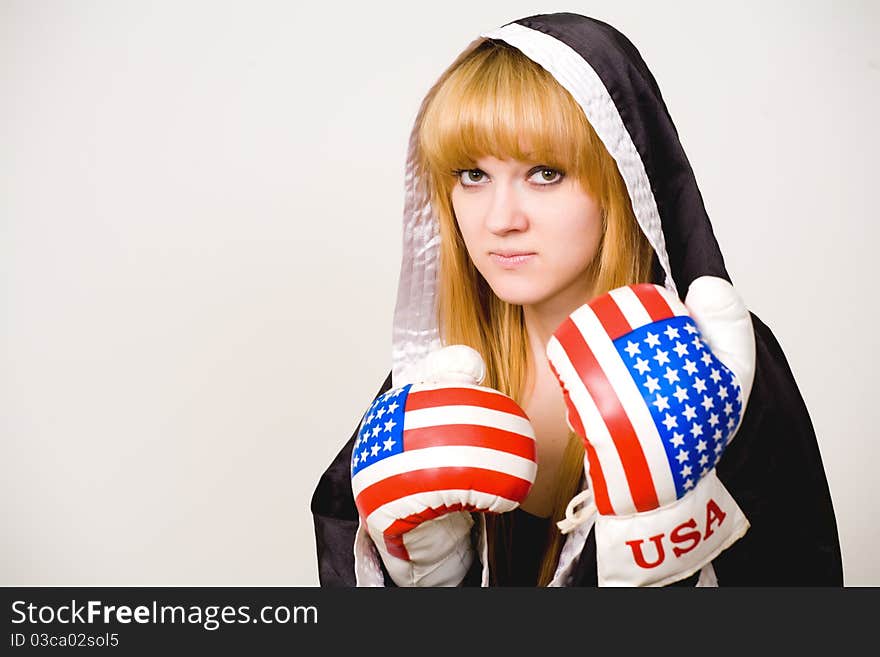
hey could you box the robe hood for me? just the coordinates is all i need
[392,12,728,386]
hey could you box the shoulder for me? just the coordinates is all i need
[713,314,843,585]
[311,370,393,517]
[310,371,393,586]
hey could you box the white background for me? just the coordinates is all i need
[2,0,877,586]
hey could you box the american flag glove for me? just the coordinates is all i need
[546,276,756,586]
[351,345,538,587]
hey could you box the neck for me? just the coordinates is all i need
[522,290,594,355]
[522,293,595,398]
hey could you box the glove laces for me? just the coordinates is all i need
[556,488,596,534]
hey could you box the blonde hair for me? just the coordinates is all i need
[416,39,655,585]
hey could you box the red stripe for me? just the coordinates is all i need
[589,292,632,341]
[555,316,659,513]
[354,466,533,527]
[403,424,536,461]
[582,440,612,515]
[549,357,613,515]
[631,283,675,323]
[383,502,481,560]
[405,387,528,418]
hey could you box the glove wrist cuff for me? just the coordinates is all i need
[367,511,476,587]
[594,469,749,586]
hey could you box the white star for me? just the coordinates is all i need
[700,466,709,477]
[370,443,380,456]
[724,402,734,415]
[718,385,728,399]
[382,437,395,451]
[684,322,698,335]
[683,404,697,421]
[710,368,722,383]
[701,351,713,366]
[680,464,693,478]
[662,414,678,430]
[634,357,651,374]
[391,388,403,398]
[663,367,680,384]
[365,413,374,425]
[676,449,690,464]
[673,386,689,403]
[352,452,360,466]
[699,454,709,467]
[714,442,724,454]
[654,349,670,366]
[696,439,708,453]
[692,336,704,350]
[694,377,707,393]
[383,418,396,433]
[713,428,723,441]
[375,406,387,419]
[684,478,695,490]
[360,449,368,463]
[653,394,670,412]
[701,395,715,411]
[644,332,661,348]
[683,359,698,376]
[644,376,661,394]
[727,417,736,429]
[673,341,689,358]
[708,413,720,427]
[664,325,680,340]
[624,340,641,357]
[690,423,703,438]
[671,432,685,448]
[387,401,399,414]
[372,425,381,438]
[354,436,361,450]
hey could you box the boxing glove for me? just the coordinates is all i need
[351,345,538,586]
[546,276,756,586]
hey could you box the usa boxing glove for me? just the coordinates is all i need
[351,345,538,586]
[546,276,755,586]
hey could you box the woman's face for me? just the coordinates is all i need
[451,155,603,312]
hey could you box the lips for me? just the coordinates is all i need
[489,251,536,269]
[491,251,535,257]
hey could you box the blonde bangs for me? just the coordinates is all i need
[418,40,605,199]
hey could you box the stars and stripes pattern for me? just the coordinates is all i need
[351,382,537,560]
[547,283,743,517]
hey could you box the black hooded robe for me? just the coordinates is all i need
[310,12,843,587]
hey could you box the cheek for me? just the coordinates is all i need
[451,196,483,254]
[549,208,603,261]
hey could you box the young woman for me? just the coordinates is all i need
[311,12,843,586]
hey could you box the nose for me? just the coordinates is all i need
[484,181,529,235]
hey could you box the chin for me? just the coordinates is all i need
[485,282,546,307]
